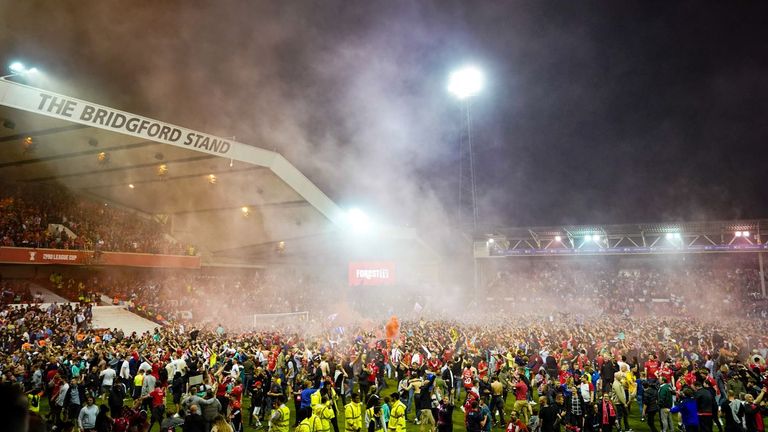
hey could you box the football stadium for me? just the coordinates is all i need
[1,3,767,432]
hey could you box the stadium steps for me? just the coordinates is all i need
[91,305,160,335]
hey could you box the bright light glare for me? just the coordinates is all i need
[584,235,593,242]
[743,231,750,237]
[593,235,600,241]
[665,233,673,240]
[347,208,371,233]
[488,238,495,244]
[9,62,24,72]
[28,67,38,74]
[447,66,484,100]
[735,231,743,237]
[128,184,135,189]
[555,235,562,242]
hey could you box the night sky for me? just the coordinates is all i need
[2,1,767,230]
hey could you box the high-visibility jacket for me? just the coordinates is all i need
[366,407,382,431]
[345,401,363,431]
[273,404,291,432]
[313,403,334,432]
[388,400,406,432]
[297,417,315,432]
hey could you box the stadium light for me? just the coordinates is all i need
[743,231,750,238]
[554,235,562,242]
[347,208,372,233]
[447,66,485,100]
[584,235,592,242]
[2,62,40,80]
[593,235,600,242]
[735,231,743,237]
[488,238,495,244]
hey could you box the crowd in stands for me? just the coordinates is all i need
[485,256,767,318]
[0,182,190,255]
[1,278,43,305]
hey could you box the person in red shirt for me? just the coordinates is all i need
[506,411,529,432]
[644,354,660,381]
[478,360,489,380]
[659,361,674,387]
[267,349,278,373]
[428,357,442,372]
[512,378,531,424]
[146,385,165,431]
[462,366,474,391]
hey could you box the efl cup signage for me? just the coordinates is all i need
[349,262,396,286]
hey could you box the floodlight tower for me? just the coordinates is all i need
[448,65,484,234]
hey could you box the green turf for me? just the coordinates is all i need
[37,380,663,432]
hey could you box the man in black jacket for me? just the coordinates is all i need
[694,379,716,432]
[183,404,206,432]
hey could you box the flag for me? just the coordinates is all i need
[327,313,338,322]
[413,302,423,313]
[450,328,459,343]
[334,326,345,335]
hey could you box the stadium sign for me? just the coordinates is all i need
[349,261,396,286]
[0,81,238,157]
[0,247,201,268]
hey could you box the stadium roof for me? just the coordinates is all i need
[0,79,428,265]
[478,219,768,256]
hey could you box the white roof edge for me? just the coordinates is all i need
[0,79,420,241]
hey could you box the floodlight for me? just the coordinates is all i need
[735,231,743,237]
[743,231,750,238]
[555,235,562,242]
[488,238,495,244]
[447,66,485,100]
[9,62,24,72]
[584,235,592,242]
[666,233,673,240]
[128,184,135,189]
[593,235,600,241]
[347,208,371,233]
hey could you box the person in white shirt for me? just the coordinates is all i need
[119,356,131,381]
[99,367,116,396]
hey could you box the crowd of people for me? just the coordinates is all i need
[2,290,768,432]
[0,183,190,255]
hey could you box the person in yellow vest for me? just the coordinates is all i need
[297,414,317,432]
[314,394,335,432]
[345,392,363,432]
[270,395,291,432]
[387,392,406,432]
[366,404,383,432]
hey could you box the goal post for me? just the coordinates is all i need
[252,311,309,329]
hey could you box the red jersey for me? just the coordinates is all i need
[478,361,488,379]
[149,387,165,408]
[267,352,277,372]
[659,366,674,384]
[644,360,660,379]
[428,358,442,371]
[462,368,473,388]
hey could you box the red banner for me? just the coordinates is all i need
[348,261,396,286]
[0,247,200,269]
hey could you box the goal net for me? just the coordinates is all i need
[252,311,310,330]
